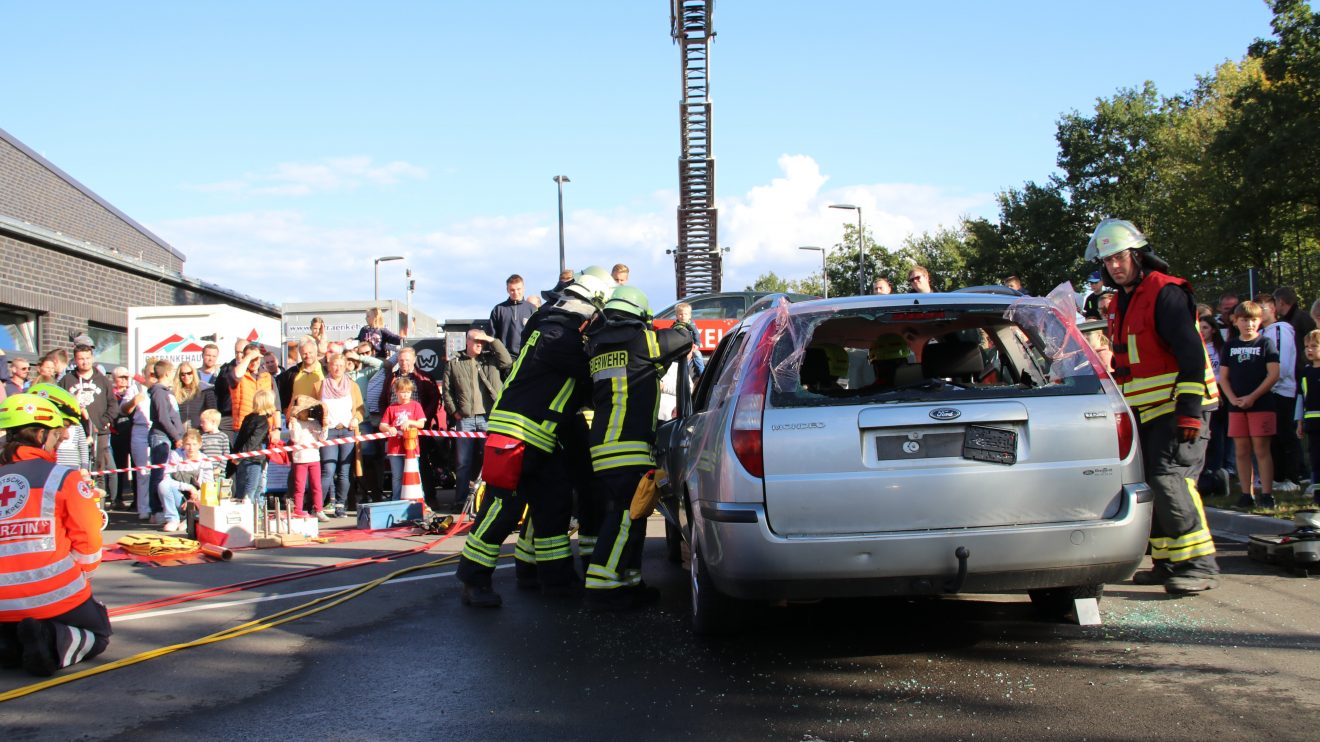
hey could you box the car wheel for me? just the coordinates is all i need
[1028,583,1104,621]
[665,518,683,564]
[690,534,740,635]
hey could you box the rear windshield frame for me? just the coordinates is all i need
[767,302,1104,408]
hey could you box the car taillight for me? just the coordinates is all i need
[730,317,778,479]
[1115,410,1134,460]
[731,394,765,478]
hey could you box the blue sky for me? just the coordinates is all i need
[5,1,1276,321]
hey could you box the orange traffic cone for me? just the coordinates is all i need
[400,427,425,509]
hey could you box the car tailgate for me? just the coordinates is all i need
[760,398,1123,536]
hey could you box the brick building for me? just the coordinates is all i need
[0,127,277,369]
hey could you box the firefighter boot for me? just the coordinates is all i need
[1165,574,1218,595]
[17,618,59,677]
[0,629,20,668]
[515,559,540,591]
[1132,562,1172,586]
[460,584,503,608]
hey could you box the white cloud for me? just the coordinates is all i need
[154,155,994,327]
[183,156,428,197]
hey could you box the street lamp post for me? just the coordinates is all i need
[798,246,828,298]
[553,175,570,273]
[405,268,414,336]
[829,204,865,295]
[374,255,404,304]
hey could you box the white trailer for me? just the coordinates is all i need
[126,304,282,377]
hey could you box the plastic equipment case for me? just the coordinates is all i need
[1248,509,1320,577]
[357,500,423,529]
[197,500,256,548]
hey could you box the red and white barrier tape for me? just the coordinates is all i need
[88,428,486,477]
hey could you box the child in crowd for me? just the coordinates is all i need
[379,377,425,500]
[55,413,90,471]
[1219,301,1281,509]
[1298,329,1320,504]
[198,409,231,483]
[159,428,213,532]
[232,389,279,503]
[287,395,327,521]
[1085,329,1113,374]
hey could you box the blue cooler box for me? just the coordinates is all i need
[357,500,423,529]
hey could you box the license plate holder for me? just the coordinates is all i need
[962,425,1017,465]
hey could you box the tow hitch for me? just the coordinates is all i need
[944,546,971,593]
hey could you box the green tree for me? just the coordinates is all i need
[965,182,1090,294]
[894,226,976,292]
[1056,82,1167,228]
[1212,0,1320,297]
[745,271,822,296]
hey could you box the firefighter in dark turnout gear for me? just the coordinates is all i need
[1087,219,1221,594]
[515,266,611,579]
[584,286,693,610]
[455,271,612,608]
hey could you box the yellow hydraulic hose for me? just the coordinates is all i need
[0,551,475,703]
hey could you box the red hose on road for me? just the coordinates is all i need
[108,518,471,617]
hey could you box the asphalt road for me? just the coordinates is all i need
[2,518,1317,742]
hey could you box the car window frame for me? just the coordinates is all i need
[692,328,746,413]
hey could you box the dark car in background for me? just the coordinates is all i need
[654,291,817,352]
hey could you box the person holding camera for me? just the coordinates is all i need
[443,329,513,511]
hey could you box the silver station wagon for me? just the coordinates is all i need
[657,290,1152,634]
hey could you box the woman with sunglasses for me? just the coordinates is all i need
[174,361,218,431]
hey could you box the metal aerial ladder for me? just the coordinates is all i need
[670,0,720,298]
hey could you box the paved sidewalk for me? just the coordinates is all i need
[1206,506,1297,542]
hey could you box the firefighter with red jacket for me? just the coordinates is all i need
[583,286,693,610]
[0,393,110,676]
[1088,219,1220,594]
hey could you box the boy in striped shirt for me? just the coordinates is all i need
[198,408,231,481]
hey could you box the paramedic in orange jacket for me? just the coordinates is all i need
[0,393,110,677]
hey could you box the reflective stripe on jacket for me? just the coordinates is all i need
[486,311,590,454]
[0,447,102,621]
[1108,272,1219,423]
[586,320,693,473]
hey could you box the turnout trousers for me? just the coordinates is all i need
[0,595,112,674]
[457,446,576,589]
[1139,411,1218,576]
[585,466,651,593]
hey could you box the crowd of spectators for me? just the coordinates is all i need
[2,261,1314,532]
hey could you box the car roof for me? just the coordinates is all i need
[732,291,1023,338]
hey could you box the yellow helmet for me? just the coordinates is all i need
[0,393,66,430]
[26,383,82,426]
[869,333,909,362]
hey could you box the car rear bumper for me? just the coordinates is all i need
[695,484,1153,600]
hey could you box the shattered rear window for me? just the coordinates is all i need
[766,290,1104,408]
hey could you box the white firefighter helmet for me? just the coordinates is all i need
[1085,218,1148,262]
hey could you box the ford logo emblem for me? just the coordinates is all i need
[929,408,961,420]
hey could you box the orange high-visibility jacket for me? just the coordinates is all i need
[1107,271,1219,424]
[231,371,273,432]
[0,446,102,621]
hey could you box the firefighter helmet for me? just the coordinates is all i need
[869,333,909,362]
[579,265,613,283]
[26,382,82,426]
[604,286,651,319]
[562,272,612,308]
[0,393,66,430]
[1085,218,1148,262]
